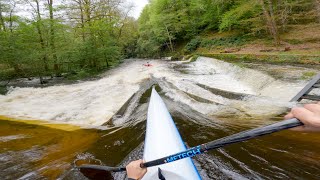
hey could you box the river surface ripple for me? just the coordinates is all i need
[0,57,319,179]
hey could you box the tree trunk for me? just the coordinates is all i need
[79,0,85,42]
[164,24,174,52]
[260,0,280,45]
[118,7,132,39]
[47,0,59,74]
[12,64,21,74]
[71,0,86,41]
[8,3,16,33]
[83,0,91,27]
[105,57,109,67]
[83,0,98,70]
[35,0,49,71]
[0,3,6,32]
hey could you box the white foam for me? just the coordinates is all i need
[0,60,162,126]
[154,57,302,117]
[0,57,309,126]
[0,135,29,142]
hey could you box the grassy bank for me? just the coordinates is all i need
[199,53,320,66]
[180,23,319,67]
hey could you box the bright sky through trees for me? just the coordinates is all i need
[15,0,148,21]
[131,0,149,19]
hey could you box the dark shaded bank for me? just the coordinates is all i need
[0,86,7,95]
[0,76,84,95]
[0,60,128,95]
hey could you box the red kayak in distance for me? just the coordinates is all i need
[143,63,153,67]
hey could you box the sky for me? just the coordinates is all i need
[15,0,149,20]
[130,0,149,19]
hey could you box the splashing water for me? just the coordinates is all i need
[0,57,308,126]
[0,57,319,179]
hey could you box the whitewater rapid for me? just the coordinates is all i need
[0,57,311,127]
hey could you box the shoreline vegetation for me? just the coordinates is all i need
[198,53,320,66]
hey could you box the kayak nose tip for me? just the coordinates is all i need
[151,85,157,94]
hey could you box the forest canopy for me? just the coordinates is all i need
[136,0,320,57]
[0,0,137,80]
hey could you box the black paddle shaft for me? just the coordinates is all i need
[79,164,126,172]
[142,118,303,168]
[78,118,303,173]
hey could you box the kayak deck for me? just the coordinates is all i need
[142,88,201,180]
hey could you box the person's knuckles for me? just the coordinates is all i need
[284,112,293,119]
[291,107,304,116]
[304,104,320,111]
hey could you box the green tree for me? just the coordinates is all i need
[219,1,259,32]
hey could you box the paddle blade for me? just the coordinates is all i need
[79,166,114,180]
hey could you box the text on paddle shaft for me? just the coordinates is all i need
[166,146,202,163]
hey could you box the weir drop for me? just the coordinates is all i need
[0,57,319,179]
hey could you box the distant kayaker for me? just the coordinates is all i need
[143,62,152,67]
[285,101,320,131]
[126,159,147,180]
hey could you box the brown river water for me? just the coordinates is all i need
[0,57,319,179]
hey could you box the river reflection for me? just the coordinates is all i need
[1,96,320,180]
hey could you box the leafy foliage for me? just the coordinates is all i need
[219,1,259,32]
[201,36,249,48]
[137,0,319,55]
[184,38,202,53]
[0,0,136,80]
[0,0,318,76]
